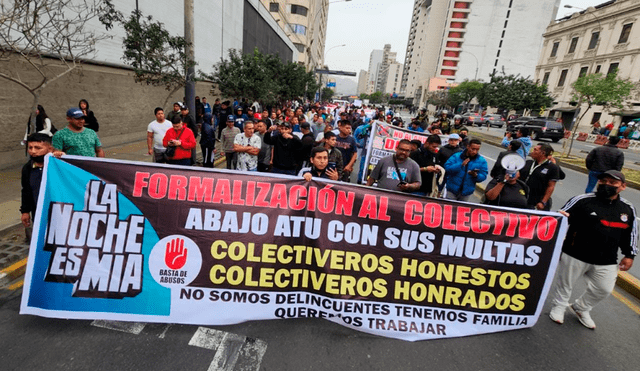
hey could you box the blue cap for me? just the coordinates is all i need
[227,115,235,122]
[66,108,84,118]
[449,133,461,140]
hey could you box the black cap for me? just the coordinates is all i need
[300,122,310,130]
[598,170,625,183]
[280,121,291,128]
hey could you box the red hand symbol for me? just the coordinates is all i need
[165,237,187,269]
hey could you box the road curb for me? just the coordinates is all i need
[0,257,27,287]
[617,271,640,301]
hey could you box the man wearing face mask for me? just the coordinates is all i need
[549,170,637,329]
[20,133,54,228]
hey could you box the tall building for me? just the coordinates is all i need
[262,0,329,70]
[384,62,404,96]
[401,0,561,107]
[367,49,384,90]
[535,0,640,131]
[357,70,370,95]
[376,44,397,93]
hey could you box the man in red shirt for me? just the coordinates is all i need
[163,116,196,166]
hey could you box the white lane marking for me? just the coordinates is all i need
[235,338,268,371]
[159,324,172,339]
[91,320,146,335]
[209,332,246,371]
[189,327,267,371]
[189,327,227,350]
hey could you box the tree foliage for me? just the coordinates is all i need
[121,10,193,109]
[207,49,318,105]
[447,81,483,108]
[425,90,450,108]
[359,91,385,104]
[321,87,335,101]
[482,72,553,113]
[0,0,119,133]
[565,72,635,156]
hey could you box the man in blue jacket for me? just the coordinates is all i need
[501,128,532,159]
[443,138,488,201]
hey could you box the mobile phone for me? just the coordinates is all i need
[327,161,336,170]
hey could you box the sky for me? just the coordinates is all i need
[324,0,607,94]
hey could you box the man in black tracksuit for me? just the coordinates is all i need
[548,170,637,329]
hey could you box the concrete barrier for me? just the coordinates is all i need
[617,138,630,149]
[594,135,608,145]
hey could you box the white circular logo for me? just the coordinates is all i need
[149,235,202,287]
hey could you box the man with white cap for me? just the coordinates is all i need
[549,170,637,329]
[438,133,462,165]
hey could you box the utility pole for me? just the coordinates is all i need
[184,0,195,122]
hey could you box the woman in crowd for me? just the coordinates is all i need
[79,99,99,132]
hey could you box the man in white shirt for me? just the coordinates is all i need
[233,121,261,171]
[147,107,173,163]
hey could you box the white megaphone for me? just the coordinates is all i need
[501,153,526,178]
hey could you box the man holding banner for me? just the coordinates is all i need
[367,139,421,192]
[549,170,637,329]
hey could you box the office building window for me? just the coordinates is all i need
[568,37,579,53]
[293,43,305,53]
[588,32,599,49]
[579,67,588,77]
[290,5,308,17]
[550,42,559,57]
[595,65,601,73]
[618,23,633,44]
[542,72,550,85]
[607,63,619,77]
[289,24,306,35]
[557,69,568,87]
[269,2,279,12]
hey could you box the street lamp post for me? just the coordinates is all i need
[319,44,346,102]
[563,4,602,156]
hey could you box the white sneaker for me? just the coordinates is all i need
[549,306,565,324]
[570,304,596,329]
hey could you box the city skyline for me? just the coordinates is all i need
[324,0,608,95]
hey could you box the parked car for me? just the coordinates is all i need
[483,114,505,128]
[512,119,565,142]
[461,112,483,126]
[506,116,537,133]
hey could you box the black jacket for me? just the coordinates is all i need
[585,144,624,172]
[561,193,637,265]
[263,132,302,170]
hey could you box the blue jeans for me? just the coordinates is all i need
[586,171,602,193]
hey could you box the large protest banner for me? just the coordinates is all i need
[21,156,567,341]
[360,122,448,184]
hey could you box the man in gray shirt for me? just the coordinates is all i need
[367,139,421,192]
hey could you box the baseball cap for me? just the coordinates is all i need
[253,113,261,119]
[66,108,84,118]
[300,122,310,130]
[280,121,291,128]
[598,170,625,183]
[449,133,461,140]
[180,105,188,110]
[227,115,235,122]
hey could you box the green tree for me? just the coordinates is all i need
[121,10,193,109]
[482,72,553,114]
[321,87,335,101]
[448,81,483,109]
[367,91,385,104]
[425,90,450,109]
[208,48,317,105]
[565,72,635,156]
[0,0,119,134]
